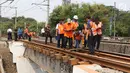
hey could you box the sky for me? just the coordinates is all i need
[1,0,130,22]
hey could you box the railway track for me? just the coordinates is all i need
[22,40,130,73]
[32,39,130,57]
[32,39,130,63]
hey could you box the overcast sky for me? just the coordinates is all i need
[1,0,130,22]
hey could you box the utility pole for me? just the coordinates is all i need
[24,22,26,29]
[32,0,50,26]
[47,0,49,26]
[0,6,1,37]
[14,7,17,29]
[0,5,1,17]
[114,2,116,40]
[110,17,112,36]
[36,22,39,36]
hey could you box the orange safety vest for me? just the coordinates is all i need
[64,22,74,38]
[91,22,97,36]
[73,22,79,30]
[84,21,97,36]
[97,22,102,35]
[58,24,64,34]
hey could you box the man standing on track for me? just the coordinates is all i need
[7,27,12,41]
[45,25,53,44]
[85,16,97,54]
[72,15,79,48]
[24,27,28,39]
[18,27,23,39]
[56,19,65,48]
[95,18,103,50]
[64,18,75,49]
[14,29,18,41]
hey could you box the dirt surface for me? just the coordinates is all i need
[0,41,17,73]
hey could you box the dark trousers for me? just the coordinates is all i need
[93,35,97,49]
[42,33,45,37]
[18,34,23,39]
[88,35,96,54]
[8,32,12,40]
[75,40,81,48]
[45,36,52,44]
[64,37,72,49]
[24,33,28,39]
[57,34,64,48]
[14,33,18,41]
[84,40,88,48]
[96,35,102,50]
[28,35,31,41]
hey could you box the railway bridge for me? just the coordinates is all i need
[8,39,130,73]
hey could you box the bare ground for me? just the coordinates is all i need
[0,41,17,73]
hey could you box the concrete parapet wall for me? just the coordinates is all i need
[24,48,73,73]
[99,42,130,55]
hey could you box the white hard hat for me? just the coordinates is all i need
[67,18,71,23]
[73,15,78,20]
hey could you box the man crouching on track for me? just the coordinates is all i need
[64,18,75,49]
[56,19,65,48]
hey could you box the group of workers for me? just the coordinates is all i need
[7,27,35,41]
[7,15,102,54]
[55,15,103,54]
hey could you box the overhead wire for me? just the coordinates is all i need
[3,0,20,15]
[16,0,47,15]
[37,5,47,12]
[1,0,14,14]
[5,0,46,18]
[17,6,37,15]
[6,6,37,17]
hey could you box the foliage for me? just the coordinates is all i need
[0,16,45,35]
[1,3,130,37]
[49,3,130,36]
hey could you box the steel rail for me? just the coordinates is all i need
[22,40,130,73]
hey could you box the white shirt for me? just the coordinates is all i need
[56,23,59,29]
[41,28,45,34]
[7,28,12,33]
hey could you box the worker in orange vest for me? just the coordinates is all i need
[24,27,28,39]
[72,15,79,48]
[95,18,103,50]
[64,18,75,49]
[56,19,65,48]
[86,16,98,54]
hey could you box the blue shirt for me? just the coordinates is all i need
[18,28,23,35]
